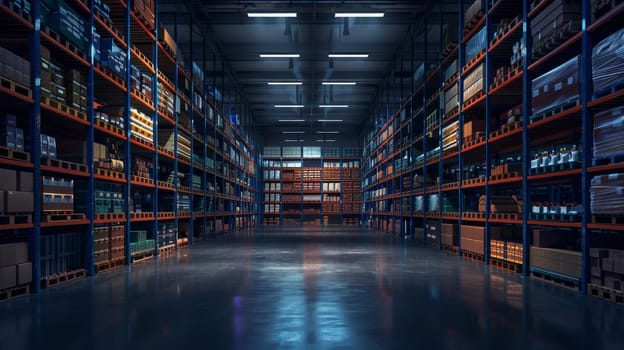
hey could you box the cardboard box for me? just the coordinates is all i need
[18,171,33,192]
[5,191,34,213]
[0,168,17,191]
[17,262,32,285]
[0,265,16,290]
[463,119,486,138]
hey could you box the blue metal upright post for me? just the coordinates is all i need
[86,0,96,276]
[521,0,532,275]
[29,0,42,293]
[124,5,132,266]
[152,7,160,257]
[579,0,593,294]
[438,8,445,250]
[457,0,465,255]
[173,11,182,249]
[484,0,491,265]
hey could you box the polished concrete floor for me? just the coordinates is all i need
[1,226,623,350]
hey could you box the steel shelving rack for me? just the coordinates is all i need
[360,0,624,299]
[261,147,361,226]
[0,0,259,295]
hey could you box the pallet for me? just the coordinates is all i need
[462,90,485,110]
[530,98,580,123]
[95,118,125,137]
[592,215,624,225]
[490,172,520,181]
[441,212,459,219]
[462,177,486,186]
[44,212,86,222]
[0,145,30,162]
[529,161,581,175]
[158,212,175,219]
[131,250,154,263]
[130,134,154,149]
[442,149,458,159]
[94,258,125,273]
[462,132,485,149]
[95,212,125,221]
[529,213,581,222]
[490,258,522,273]
[462,211,486,219]
[158,180,175,189]
[0,75,32,98]
[41,269,86,289]
[442,244,458,253]
[130,212,154,219]
[131,175,154,186]
[132,8,155,32]
[462,50,485,74]
[41,26,88,62]
[94,61,125,88]
[0,284,29,302]
[96,167,125,180]
[490,121,522,139]
[158,244,176,255]
[158,105,175,121]
[490,212,520,220]
[461,249,485,262]
[588,284,624,304]
[444,106,459,122]
[442,182,459,190]
[131,45,155,72]
[131,88,154,108]
[530,268,580,290]
[41,96,87,121]
[43,157,88,174]
[490,66,522,90]
[0,213,32,226]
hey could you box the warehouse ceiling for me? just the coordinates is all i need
[159,1,462,146]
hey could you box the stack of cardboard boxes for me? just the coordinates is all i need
[0,242,31,291]
[590,248,624,291]
[0,169,33,216]
[42,176,74,212]
[0,46,31,88]
[0,113,26,153]
[460,225,484,255]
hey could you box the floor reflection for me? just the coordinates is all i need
[0,226,623,350]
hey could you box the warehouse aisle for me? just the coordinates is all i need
[1,226,623,350]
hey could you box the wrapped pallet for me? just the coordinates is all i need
[464,0,484,28]
[444,82,459,115]
[466,26,487,62]
[593,106,624,159]
[590,173,624,215]
[531,55,579,118]
[592,28,624,93]
[442,121,459,151]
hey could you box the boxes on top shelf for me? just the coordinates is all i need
[531,0,581,53]
[593,107,624,160]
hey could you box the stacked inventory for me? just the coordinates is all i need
[0,242,31,293]
[0,169,33,224]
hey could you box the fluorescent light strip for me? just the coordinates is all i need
[282,131,305,134]
[274,104,304,108]
[278,119,305,122]
[319,104,349,108]
[285,139,305,142]
[335,12,384,18]
[267,82,302,85]
[260,54,300,58]
[248,12,297,18]
[318,119,343,122]
[328,54,369,58]
[316,139,336,142]
[322,82,357,85]
[316,131,339,134]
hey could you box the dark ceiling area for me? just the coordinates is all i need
[159,1,461,147]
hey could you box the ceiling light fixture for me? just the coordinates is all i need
[260,54,300,58]
[285,139,305,142]
[278,119,305,122]
[335,12,384,18]
[319,104,349,108]
[268,82,302,85]
[316,139,336,142]
[274,105,304,108]
[318,119,343,122]
[248,12,297,18]
[328,54,369,58]
[282,131,305,134]
[316,131,340,134]
[322,82,357,85]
